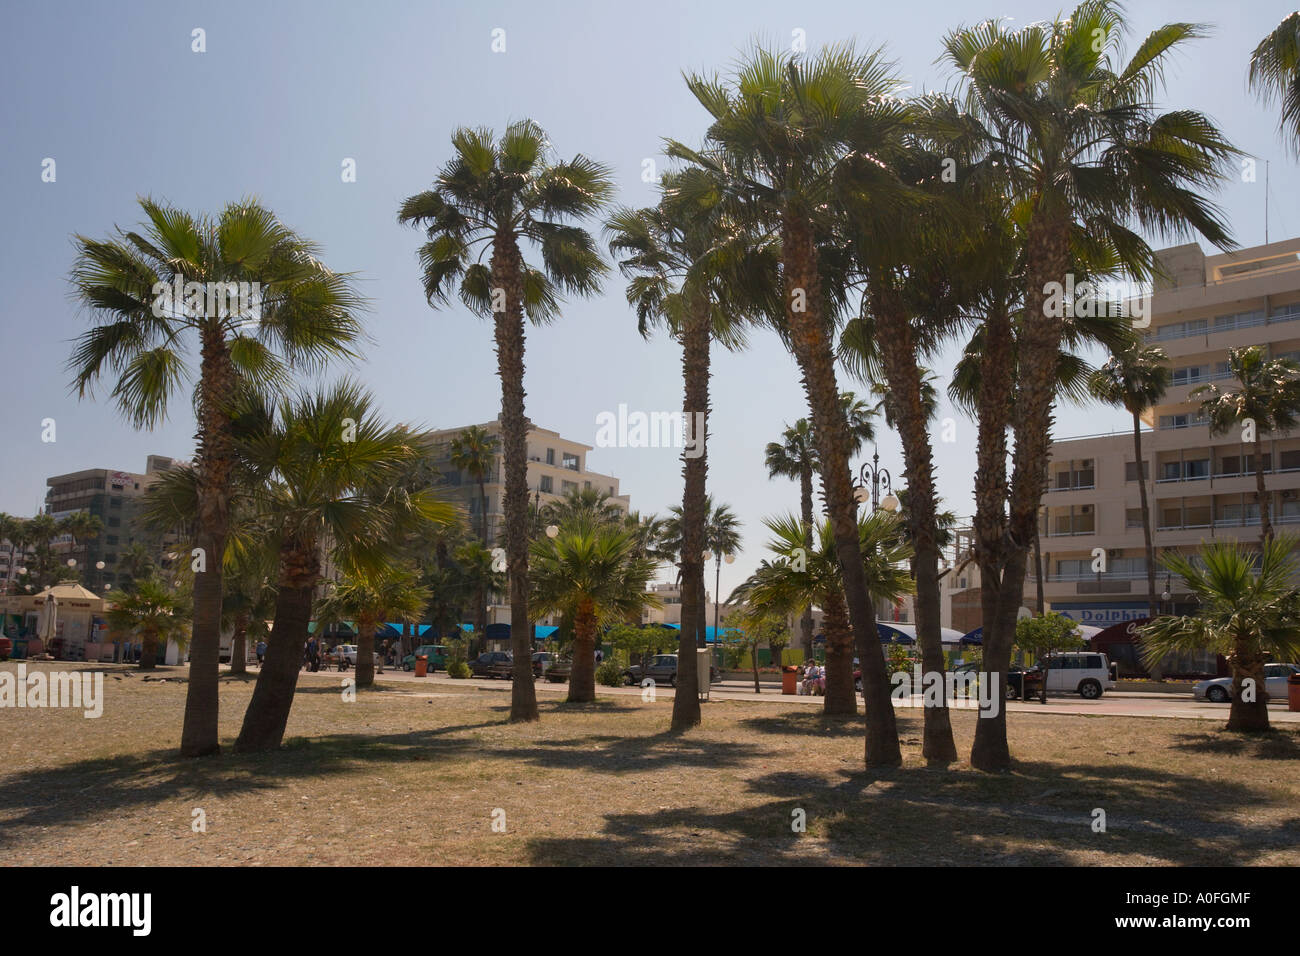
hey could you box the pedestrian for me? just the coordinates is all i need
[595,647,603,665]
[256,639,266,667]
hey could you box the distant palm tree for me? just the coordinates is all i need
[399,121,613,723]
[530,517,659,703]
[1140,538,1300,732]
[69,197,365,757]
[451,540,505,649]
[316,562,429,689]
[765,420,818,659]
[1194,346,1300,544]
[1090,344,1171,617]
[540,487,624,528]
[1249,13,1300,154]
[107,576,192,670]
[448,425,498,546]
[703,501,743,645]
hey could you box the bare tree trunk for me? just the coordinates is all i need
[782,212,899,767]
[492,236,540,722]
[139,629,158,671]
[1134,412,1158,620]
[1227,636,1271,731]
[672,293,710,731]
[821,588,856,716]
[567,598,597,703]
[181,323,235,758]
[1255,436,1273,544]
[355,613,376,689]
[234,541,318,752]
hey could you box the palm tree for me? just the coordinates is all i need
[107,576,192,670]
[450,540,506,651]
[58,512,104,574]
[1089,344,1171,617]
[735,511,913,716]
[671,43,911,765]
[704,500,743,646]
[530,517,659,703]
[1140,538,1300,732]
[606,169,769,731]
[1249,13,1300,154]
[540,487,624,528]
[69,197,365,757]
[765,420,818,660]
[222,566,275,677]
[399,121,613,723]
[316,562,429,689]
[116,543,159,592]
[942,2,1238,771]
[447,425,498,546]
[232,382,456,752]
[1194,346,1300,544]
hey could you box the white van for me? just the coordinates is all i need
[1040,651,1116,699]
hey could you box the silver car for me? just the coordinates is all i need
[1193,663,1298,702]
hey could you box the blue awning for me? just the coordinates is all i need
[959,626,983,646]
[535,625,558,639]
[876,623,916,645]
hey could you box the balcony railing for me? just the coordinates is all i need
[1048,482,1095,492]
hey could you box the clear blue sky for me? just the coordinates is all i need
[1,0,1296,600]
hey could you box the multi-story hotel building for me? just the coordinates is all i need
[427,420,632,626]
[1039,237,1300,627]
[43,455,180,592]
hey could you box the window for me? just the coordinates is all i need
[107,517,120,528]
[561,452,580,471]
[1185,458,1210,479]
[540,475,553,493]
[546,448,555,465]
[1281,450,1300,471]
[1161,461,1182,481]
[583,481,591,491]
[1125,461,1149,481]
[1126,508,1145,528]
[561,480,577,494]
[106,535,119,546]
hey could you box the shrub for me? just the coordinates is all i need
[447,660,472,679]
[596,651,627,688]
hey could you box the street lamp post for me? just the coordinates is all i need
[703,549,735,655]
[853,448,900,514]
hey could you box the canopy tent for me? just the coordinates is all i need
[877,622,967,646]
[961,623,1103,647]
[534,625,559,639]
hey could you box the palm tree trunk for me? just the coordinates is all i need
[139,629,158,671]
[969,300,1020,772]
[799,466,815,661]
[355,613,376,689]
[234,541,318,752]
[230,611,249,676]
[181,322,235,758]
[1033,528,1045,615]
[478,479,490,547]
[1227,633,1271,731]
[1255,437,1273,543]
[672,293,710,731]
[567,598,597,703]
[751,645,761,694]
[782,212,899,767]
[1134,412,1158,619]
[871,284,957,762]
[492,236,539,722]
[822,588,856,716]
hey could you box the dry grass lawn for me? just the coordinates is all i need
[3,662,1299,866]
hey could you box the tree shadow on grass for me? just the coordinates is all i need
[1168,729,1300,760]
[521,754,1300,866]
[738,709,925,740]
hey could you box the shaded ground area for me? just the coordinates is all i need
[1,663,1297,866]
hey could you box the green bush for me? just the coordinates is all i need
[447,660,472,679]
[596,651,627,687]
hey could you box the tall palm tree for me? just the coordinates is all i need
[1140,538,1300,732]
[107,576,192,670]
[447,425,498,546]
[1249,13,1300,154]
[530,517,659,703]
[606,168,769,730]
[1089,343,1171,617]
[734,511,913,716]
[69,197,365,757]
[1195,346,1300,545]
[399,121,613,723]
[315,562,429,689]
[942,2,1238,771]
[671,43,910,766]
[232,382,455,751]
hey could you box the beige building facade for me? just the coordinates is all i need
[1038,237,1300,627]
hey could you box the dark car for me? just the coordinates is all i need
[543,657,572,683]
[532,651,553,678]
[854,660,1034,700]
[624,653,720,686]
[470,651,513,679]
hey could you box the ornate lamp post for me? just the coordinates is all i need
[853,448,900,514]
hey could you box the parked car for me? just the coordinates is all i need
[543,657,572,683]
[1194,662,1299,702]
[470,651,514,679]
[854,661,1036,700]
[1031,651,1116,699]
[624,653,720,686]
[402,644,448,672]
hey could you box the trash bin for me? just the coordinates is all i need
[414,654,428,678]
[782,665,798,696]
[1288,672,1300,712]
